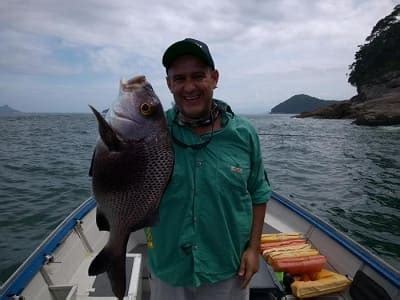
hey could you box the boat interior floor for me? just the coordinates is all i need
[77,224,348,299]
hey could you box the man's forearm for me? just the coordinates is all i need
[248,203,267,250]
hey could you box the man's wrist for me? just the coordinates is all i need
[246,242,261,252]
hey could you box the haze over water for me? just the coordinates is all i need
[0,113,399,284]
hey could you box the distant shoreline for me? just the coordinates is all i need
[0,111,94,116]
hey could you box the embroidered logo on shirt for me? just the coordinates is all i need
[230,166,243,174]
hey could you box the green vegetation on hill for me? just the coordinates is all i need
[294,5,400,126]
[348,5,400,86]
[270,94,339,114]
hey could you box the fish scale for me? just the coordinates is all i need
[87,76,174,299]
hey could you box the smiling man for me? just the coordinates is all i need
[146,38,272,300]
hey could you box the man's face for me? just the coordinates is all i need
[166,55,219,119]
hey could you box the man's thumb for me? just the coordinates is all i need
[238,258,245,276]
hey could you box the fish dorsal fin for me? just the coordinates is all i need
[121,75,146,91]
[89,105,122,151]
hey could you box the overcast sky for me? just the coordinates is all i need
[0,0,398,113]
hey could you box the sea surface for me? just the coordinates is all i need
[0,113,399,285]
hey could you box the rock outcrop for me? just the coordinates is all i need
[355,71,400,102]
[295,72,400,126]
[352,94,400,126]
[296,101,354,119]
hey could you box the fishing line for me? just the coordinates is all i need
[257,132,347,184]
[258,133,347,139]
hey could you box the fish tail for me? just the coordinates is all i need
[88,246,112,275]
[88,240,128,299]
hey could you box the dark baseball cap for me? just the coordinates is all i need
[162,38,215,70]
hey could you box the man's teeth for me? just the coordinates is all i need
[185,95,199,100]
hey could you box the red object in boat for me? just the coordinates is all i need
[260,239,307,251]
[272,255,327,275]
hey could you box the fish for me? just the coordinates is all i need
[87,75,174,299]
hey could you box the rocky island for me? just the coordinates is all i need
[296,5,400,126]
[270,94,340,114]
[0,105,23,116]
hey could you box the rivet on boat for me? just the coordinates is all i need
[44,255,54,264]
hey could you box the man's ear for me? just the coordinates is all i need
[166,76,173,93]
[211,69,219,89]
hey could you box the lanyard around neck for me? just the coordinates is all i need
[171,113,216,150]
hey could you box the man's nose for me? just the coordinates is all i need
[183,79,195,93]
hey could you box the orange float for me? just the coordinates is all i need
[260,239,307,251]
[291,269,351,298]
[271,255,327,275]
[261,232,303,243]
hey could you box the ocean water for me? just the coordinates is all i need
[0,113,399,285]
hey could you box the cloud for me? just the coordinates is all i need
[0,30,82,76]
[0,0,398,112]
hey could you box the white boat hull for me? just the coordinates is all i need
[1,193,399,299]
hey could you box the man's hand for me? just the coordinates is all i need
[238,247,260,289]
[238,203,266,288]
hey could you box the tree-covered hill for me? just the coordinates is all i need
[270,94,340,114]
[296,5,400,126]
[348,5,400,87]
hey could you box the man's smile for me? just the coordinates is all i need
[183,94,201,102]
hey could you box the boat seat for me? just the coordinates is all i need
[87,253,142,299]
[350,270,391,300]
[48,285,77,300]
[129,243,149,278]
[129,243,151,300]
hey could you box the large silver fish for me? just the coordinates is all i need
[88,76,174,299]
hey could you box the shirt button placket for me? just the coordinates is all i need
[192,156,203,273]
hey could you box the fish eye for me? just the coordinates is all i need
[140,103,154,116]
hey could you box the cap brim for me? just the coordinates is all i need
[162,41,212,69]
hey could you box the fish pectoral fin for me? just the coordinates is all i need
[96,209,110,231]
[89,105,122,152]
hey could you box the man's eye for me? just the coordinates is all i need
[193,74,205,80]
[173,77,184,83]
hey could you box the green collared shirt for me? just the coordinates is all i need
[146,100,271,287]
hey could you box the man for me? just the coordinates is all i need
[146,38,271,300]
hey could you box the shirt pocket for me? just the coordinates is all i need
[216,155,251,195]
